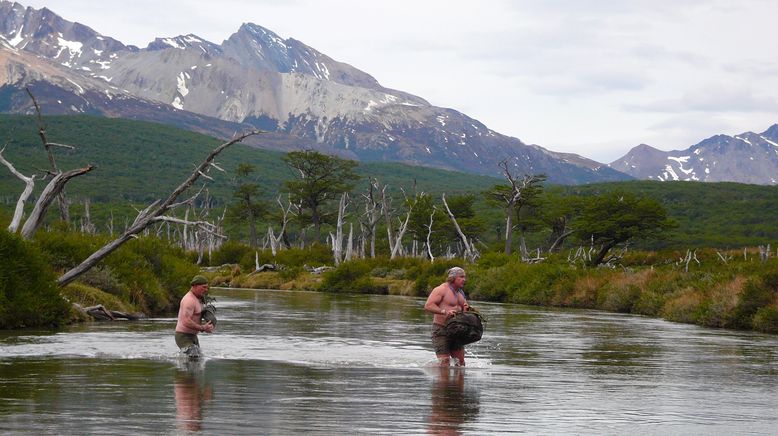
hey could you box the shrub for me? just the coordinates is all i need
[0,231,70,328]
[210,240,253,267]
[662,288,703,324]
[62,282,133,313]
[727,277,775,329]
[320,260,387,294]
[753,305,778,333]
[33,230,101,271]
[279,265,304,281]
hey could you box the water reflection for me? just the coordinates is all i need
[174,365,213,431]
[427,367,480,435]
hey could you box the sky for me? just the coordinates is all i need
[20,0,778,162]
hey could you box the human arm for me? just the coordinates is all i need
[425,287,458,317]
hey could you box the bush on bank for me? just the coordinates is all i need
[0,230,70,329]
[32,230,199,316]
[216,242,778,334]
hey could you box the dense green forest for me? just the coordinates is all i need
[3,114,778,333]
[1,115,777,249]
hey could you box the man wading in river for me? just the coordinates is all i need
[175,275,215,356]
[425,267,470,366]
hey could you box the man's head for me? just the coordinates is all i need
[190,275,209,296]
[446,267,466,288]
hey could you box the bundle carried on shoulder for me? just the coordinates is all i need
[444,308,486,348]
[200,294,217,327]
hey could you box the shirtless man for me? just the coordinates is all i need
[424,267,470,366]
[175,275,215,355]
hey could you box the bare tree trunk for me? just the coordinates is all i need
[441,193,478,262]
[20,165,94,239]
[519,233,529,260]
[26,87,72,224]
[425,207,435,262]
[0,148,36,233]
[57,131,259,287]
[345,223,354,262]
[504,206,514,255]
[268,226,278,257]
[331,193,349,266]
[83,198,96,234]
[381,187,396,256]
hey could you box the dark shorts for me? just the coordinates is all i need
[431,323,462,355]
[175,332,200,350]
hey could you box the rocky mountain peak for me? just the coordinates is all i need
[146,34,222,56]
[0,1,633,184]
[761,124,778,141]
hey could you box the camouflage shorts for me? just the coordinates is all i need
[175,332,200,350]
[431,323,461,355]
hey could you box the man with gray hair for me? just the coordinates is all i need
[424,267,470,366]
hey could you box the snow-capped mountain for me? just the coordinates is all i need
[0,1,630,184]
[610,125,778,185]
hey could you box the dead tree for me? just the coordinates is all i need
[81,198,96,234]
[1,144,93,239]
[441,193,478,262]
[345,223,354,262]
[759,244,771,263]
[26,87,73,223]
[57,131,260,287]
[20,165,94,239]
[382,187,415,259]
[489,160,545,255]
[330,192,349,266]
[0,147,36,233]
[268,194,297,256]
[425,206,436,262]
[360,178,384,258]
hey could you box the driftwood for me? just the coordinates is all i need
[75,304,144,321]
[304,264,334,274]
[248,263,279,275]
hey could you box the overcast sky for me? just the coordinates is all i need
[21,0,778,162]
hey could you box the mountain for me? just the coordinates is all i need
[0,1,630,184]
[610,126,778,185]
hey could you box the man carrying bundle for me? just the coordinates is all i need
[424,267,471,366]
[175,275,215,358]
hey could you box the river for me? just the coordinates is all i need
[2,288,778,434]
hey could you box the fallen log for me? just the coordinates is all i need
[75,304,145,321]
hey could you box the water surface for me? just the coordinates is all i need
[2,288,778,434]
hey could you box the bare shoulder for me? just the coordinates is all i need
[426,283,447,300]
[431,283,448,294]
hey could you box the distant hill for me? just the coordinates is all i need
[609,125,778,185]
[0,115,501,206]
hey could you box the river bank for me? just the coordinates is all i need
[4,228,778,335]
[204,248,778,335]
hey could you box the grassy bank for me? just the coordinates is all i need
[0,229,199,328]
[204,244,778,334]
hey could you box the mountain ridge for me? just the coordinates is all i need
[610,125,778,184]
[1,1,630,184]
